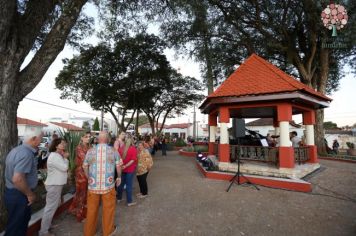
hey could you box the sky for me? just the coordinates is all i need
[17,3,356,128]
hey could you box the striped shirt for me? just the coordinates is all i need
[83,144,120,194]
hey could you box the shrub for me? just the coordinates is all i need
[174,138,187,147]
[346,142,355,149]
[182,146,194,152]
[194,145,208,152]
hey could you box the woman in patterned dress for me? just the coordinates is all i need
[68,132,91,222]
[136,142,153,198]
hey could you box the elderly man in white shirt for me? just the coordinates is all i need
[39,138,69,236]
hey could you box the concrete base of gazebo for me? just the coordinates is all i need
[217,160,320,179]
[196,155,321,192]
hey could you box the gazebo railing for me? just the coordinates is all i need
[230,145,279,165]
[294,146,310,164]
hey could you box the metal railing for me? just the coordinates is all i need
[294,146,310,164]
[230,145,279,165]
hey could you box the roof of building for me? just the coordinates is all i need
[139,123,193,129]
[139,123,167,129]
[325,130,353,135]
[207,54,331,101]
[167,123,192,129]
[246,118,301,128]
[17,117,47,127]
[50,122,83,131]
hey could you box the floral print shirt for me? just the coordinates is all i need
[137,149,153,176]
[83,144,120,194]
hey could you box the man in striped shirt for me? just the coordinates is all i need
[83,131,122,236]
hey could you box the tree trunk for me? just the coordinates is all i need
[0,81,20,230]
[135,110,139,135]
[315,48,329,155]
[315,109,327,155]
[204,37,214,95]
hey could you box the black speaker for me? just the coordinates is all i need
[232,118,245,138]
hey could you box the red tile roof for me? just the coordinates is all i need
[50,122,83,131]
[139,123,167,129]
[167,123,191,129]
[208,54,331,101]
[17,117,47,127]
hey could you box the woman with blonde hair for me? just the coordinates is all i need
[116,137,137,206]
[136,142,153,198]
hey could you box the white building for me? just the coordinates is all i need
[246,118,304,137]
[17,117,47,139]
[138,122,207,140]
[43,122,83,134]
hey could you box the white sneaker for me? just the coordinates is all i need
[127,202,137,207]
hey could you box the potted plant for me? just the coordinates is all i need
[57,129,83,193]
[346,142,356,156]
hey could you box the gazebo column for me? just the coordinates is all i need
[219,107,230,163]
[277,104,295,168]
[303,110,318,163]
[208,114,217,155]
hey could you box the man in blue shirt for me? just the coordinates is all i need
[4,130,43,236]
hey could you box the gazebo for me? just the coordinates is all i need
[199,54,331,189]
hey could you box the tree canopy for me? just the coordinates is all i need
[56,33,203,134]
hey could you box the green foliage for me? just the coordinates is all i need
[183,146,194,152]
[346,142,355,149]
[56,129,83,174]
[125,115,149,127]
[182,145,208,152]
[55,33,171,131]
[323,121,338,130]
[93,117,100,131]
[194,145,208,152]
[174,138,187,147]
[82,121,91,132]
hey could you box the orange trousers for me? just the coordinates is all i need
[84,188,116,236]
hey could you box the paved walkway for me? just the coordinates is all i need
[51,152,356,236]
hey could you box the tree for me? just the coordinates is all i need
[159,1,217,95]
[323,121,338,130]
[140,69,204,135]
[125,115,149,127]
[92,117,100,131]
[82,120,91,132]
[0,0,91,228]
[56,34,171,132]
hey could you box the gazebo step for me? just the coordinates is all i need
[195,161,312,192]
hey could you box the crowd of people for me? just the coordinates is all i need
[4,130,155,236]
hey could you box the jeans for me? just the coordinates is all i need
[162,143,167,156]
[4,188,32,236]
[39,185,63,235]
[137,172,149,195]
[116,172,135,203]
[84,188,116,236]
